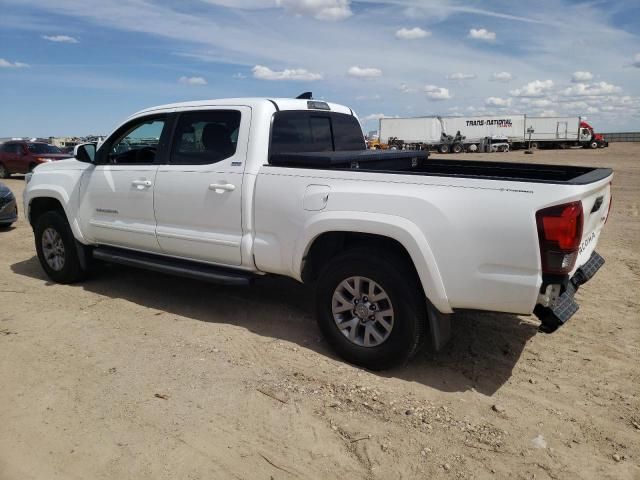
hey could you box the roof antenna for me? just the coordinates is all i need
[296,92,313,99]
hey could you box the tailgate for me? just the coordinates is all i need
[573,181,612,274]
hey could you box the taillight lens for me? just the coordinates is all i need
[536,201,583,274]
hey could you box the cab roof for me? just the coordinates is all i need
[131,98,353,119]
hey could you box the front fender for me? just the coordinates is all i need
[293,211,452,314]
[25,181,86,244]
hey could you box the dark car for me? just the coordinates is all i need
[0,182,17,227]
[0,141,69,178]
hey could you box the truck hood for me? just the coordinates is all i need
[33,158,92,172]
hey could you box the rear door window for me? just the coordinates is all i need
[170,110,241,165]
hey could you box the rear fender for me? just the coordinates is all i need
[293,211,452,314]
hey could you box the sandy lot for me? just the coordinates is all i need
[0,143,638,480]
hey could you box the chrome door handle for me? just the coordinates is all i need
[132,180,152,189]
[209,183,236,192]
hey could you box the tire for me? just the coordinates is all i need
[589,141,598,149]
[530,142,538,149]
[315,249,427,370]
[34,210,88,284]
[438,144,450,154]
[451,143,463,154]
[0,163,9,179]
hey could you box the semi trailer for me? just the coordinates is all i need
[378,115,607,152]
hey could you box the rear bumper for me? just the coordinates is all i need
[534,251,605,333]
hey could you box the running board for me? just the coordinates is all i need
[92,247,254,286]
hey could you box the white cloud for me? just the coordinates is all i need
[485,96,511,107]
[362,113,387,122]
[510,79,554,97]
[178,76,207,85]
[0,58,29,68]
[395,27,430,40]
[42,34,79,43]
[355,93,381,100]
[632,53,640,68]
[571,71,593,82]
[538,110,559,117]
[447,72,477,81]
[562,81,621,96]
[232,72,246,79]
[423,84,451,100]
[398,83,416,94]
[276,0,352,21]
[468,28,496,41]
[347,66,382,78]
[528,98,553,108]
[252,65,322,81]
[490,71,512,82]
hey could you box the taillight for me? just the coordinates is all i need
[536,201,583,274]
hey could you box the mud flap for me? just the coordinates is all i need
[428,303,451,351]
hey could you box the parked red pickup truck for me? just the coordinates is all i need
[0,141,68,178]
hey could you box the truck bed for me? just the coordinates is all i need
[269,150,612,185]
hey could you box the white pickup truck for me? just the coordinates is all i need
[24,97,613,369]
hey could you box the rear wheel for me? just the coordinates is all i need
[0,163,9,179]
[34,211,88,284]
[315,249,427,370]
[438,144,450,154]
[451,143,463,153]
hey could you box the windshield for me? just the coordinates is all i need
[27,143,62,154]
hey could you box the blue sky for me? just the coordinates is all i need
[1,0,639,137]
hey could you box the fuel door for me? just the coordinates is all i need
[303,184,330,211]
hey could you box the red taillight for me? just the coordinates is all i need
[536,201,583,274]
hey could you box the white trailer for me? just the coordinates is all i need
[379,117,443,144]
[440,115,526,143]
[525,117,580,143]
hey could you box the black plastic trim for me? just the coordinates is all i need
[267,99,280,112]
[93,246,254,286]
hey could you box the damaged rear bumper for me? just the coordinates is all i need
[534,251,605,333]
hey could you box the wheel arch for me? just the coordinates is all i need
[27,189,86,243]
[294,212,452,314]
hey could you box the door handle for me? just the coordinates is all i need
[209,183,236,192]
[132,179,152,189]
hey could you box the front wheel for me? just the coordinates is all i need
[34,211,88,284]
[438,144,450,154]
[315,249,427,370]
[589,141,598,149]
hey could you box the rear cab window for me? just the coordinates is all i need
[270,111,365,159]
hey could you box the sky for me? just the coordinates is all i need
[1,0,639,137]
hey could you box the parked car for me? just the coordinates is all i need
[23,97,613,369]
[0,182,17,227]
[0,141,69,178]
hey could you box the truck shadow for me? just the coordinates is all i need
[11,256,538,396]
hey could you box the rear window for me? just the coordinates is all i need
[270,111,364,155]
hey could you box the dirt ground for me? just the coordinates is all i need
[0,143,638,480]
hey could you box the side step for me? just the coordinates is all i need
[92,247,254,286]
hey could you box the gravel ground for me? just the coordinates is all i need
[0,143,638,479]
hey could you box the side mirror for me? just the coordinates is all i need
[74,143,97,163]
